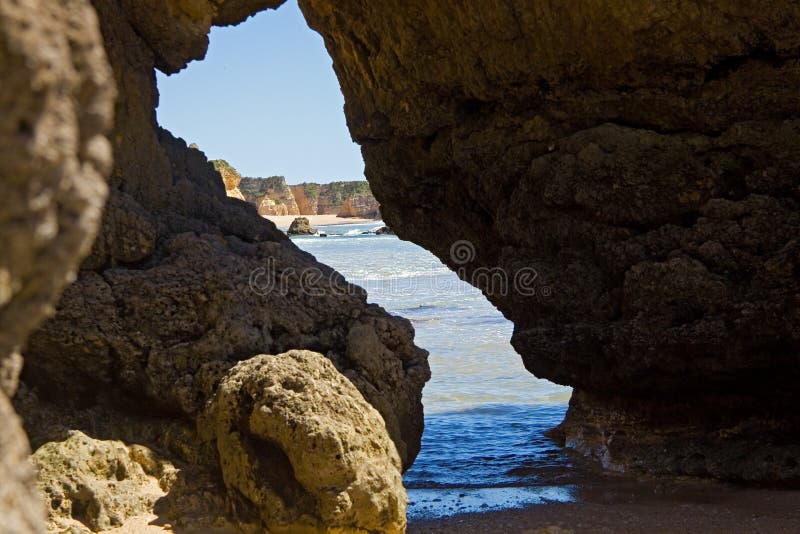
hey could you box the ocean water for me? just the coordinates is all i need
[290,222,574,519]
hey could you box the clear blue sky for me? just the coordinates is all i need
[156,0,364,184]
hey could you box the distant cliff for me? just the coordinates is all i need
[239,176,300,216]
[292,181,380,218]
[211,160,301,216]
[211,159,245,201]
[211,159,379,218]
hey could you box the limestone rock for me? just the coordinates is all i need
[290,184,320,215]
[300,0,800,481]
[20,2,429,529]
[0,0,114,530]
[115,0,285,73]
[211,158,246,201]
[82,192,158,269]
[287,216,317,235]
[25,231,429,462]
[0,350,22,398]
[201,350,406,533]
[239,176,300,216]
[32,431,176,533]
[339,195,380,219]
[0,0,114,370]
[291,182,379,217]
[0,392,44,534]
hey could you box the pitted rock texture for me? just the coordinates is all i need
[0,0,114,374]
[1,0,114,530]
[32,431,176,533]
[10,5,800,534]
[299,0,800,481]
[26,230,428,463]
[201,350,407,533]
[18,0,428,530]
[0,393,43,534]
[28,0,429,459]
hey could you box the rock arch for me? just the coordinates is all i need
[3,0,800,531]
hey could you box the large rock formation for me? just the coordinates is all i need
[7,0,428,530]
[32,431,176,533]
[1,0,115,531]
[339,194,381,219]
[232,175,381,219]
[6,1,800,532]
[299,0,800,482]
[290,183,318,215]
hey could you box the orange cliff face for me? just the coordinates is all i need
[292,182,380,218]
[211,159,245,201]
[213,160,380,220]
[339,196,380,218]
[238,176,300,216]
[291,184,319,215]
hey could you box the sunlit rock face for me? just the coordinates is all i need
[300,0,800,482]
[239,175,301,215]
[211,158,246,201]
[201,351,407,533]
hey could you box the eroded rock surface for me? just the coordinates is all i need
[299,0,800,481]
[7,2,800,533]
[15,0,427,530]
[339,194,380,219]
[201,350,406,533]
[212,158,246,201]
[0,393,43,534]
[32,431,176,533]
[239,175,301,216]
[1,0,115,530]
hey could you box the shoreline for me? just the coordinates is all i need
[407,476,800,533]
[263,214,380,229]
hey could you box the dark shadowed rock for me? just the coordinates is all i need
[300,0,800,482]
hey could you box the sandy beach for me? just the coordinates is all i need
[264,214,380,229]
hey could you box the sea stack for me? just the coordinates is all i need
[287,216,317,235]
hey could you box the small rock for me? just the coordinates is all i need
[286,217,317,235]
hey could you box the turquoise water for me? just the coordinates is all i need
[290,222,574,519]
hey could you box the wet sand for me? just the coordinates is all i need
[409,475,800,533]
[264,214,378,229]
